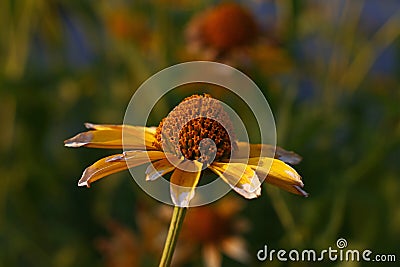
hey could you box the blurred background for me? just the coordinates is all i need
[1,0,399,266]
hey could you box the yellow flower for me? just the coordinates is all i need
[64,94,307,207]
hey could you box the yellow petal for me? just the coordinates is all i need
[78,154,128,187]
[84,122,156,136]
[251,157,308,197]
[64,123,156,150]
[169,160,203,207]
[64,130,124,149]
[145,158,176,181]
[106,151,166,167]
[232,141,302,165]
[78,151,163,187]
[210,162,261,199]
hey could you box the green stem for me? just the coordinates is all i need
[158,206,187,267]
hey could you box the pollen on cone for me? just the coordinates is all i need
[153,94,236,164]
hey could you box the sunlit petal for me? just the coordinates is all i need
[170,160,203,207]
[232,141,302,165]
[145,158,177,181]
[78,151,163,187]
[64,123,156,150]
[78,154,128,187]
[84,122,156,136]
[251,157,308,197]
[209,162,261,199]
[64,130,122,149]
[107,151,167,167]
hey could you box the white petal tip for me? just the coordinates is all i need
[78,181,89,187]
[105,155,124,162]
[77,169,91,187]
[145,174,160,181]
[64,142,87,147]
[294,185,309,197]
[84,122,95,129]
[145,173,161,181]
[144,164,164,181]
[234,185,261,199]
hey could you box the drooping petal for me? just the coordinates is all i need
[250,157,308,197]
[209,162,261,199]
[64,130,124,149]
[86,123,156,148]
[78,151,164,187]
[84,122,156,136]
[84,123,154,132]
[232,141,302,165]
[64,123,157,150]
[78,154,128,187]
[106,151,167,167]
[170,160,203,207]
[145,158,176,181]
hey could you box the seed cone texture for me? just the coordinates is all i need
[154,94,236,164]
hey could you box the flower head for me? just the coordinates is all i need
[186,3,258,60]
[153,94,235,164]
[64,94,307,207]
[184,3,294,74]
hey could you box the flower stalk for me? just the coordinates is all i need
[159,205,187,267]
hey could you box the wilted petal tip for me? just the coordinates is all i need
[234,184,261,199]
[64,141,88,147]
[77,168,92,187]
[293,185,309,197]
[105,155,124,162]
[145,171,162,181]
[78,180,90,187]
[84,122,95,129]
[145,167,163,181]
[278,154,302,165]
